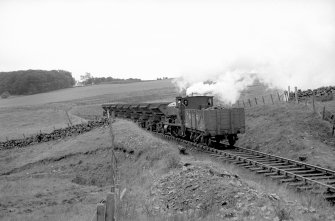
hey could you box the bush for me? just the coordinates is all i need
[1,91,10,99]
[316,93,333,102]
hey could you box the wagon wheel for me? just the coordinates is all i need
[200,135,210,147]
[193,132,199,143]
[156,123,161,133]
[142,122,146,128]
[146,122,151,130]
[161,124,165,134]
[186,131,192,141]
[207,138,213,147]
[189,132,194,141]
[227,135,236,147]
[202,136,208,145]
[151,123,156,131]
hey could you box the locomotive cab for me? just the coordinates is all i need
[176,96,213,110]
[174,96,214,137]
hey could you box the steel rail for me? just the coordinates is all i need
[235,147,335,176]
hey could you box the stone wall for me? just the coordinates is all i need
[0,119,108,150]
[289,86,335,102]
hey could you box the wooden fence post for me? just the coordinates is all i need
[288,86,291,95]
[270,94,274,104]
[277,92,280,101]
[243,100,245,107]
[97,203,106,221]
[288,86,291,102]
[248,99,251,107]
[295,87,298,103]
[254,97,258,105]
[65,111,73,126]
[312,92,316,113]
[106,192,115,221]
[322,106,326,120]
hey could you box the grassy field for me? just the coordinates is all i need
[0,79,175,108]
[0,79,177,141]
[0,107,85,141]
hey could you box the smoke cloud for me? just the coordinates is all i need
[0,0,334,88]
[173,0,335,105]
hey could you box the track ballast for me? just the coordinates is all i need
[153,130,335,204]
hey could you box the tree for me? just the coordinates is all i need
[0,70,76,95]
[80,72,92,82]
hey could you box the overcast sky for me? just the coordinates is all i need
[0,0,334,81]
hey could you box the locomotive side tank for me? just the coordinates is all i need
[102,95,245,147]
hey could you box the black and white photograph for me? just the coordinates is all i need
[0,0,335,220]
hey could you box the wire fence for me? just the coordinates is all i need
[91,113,121,221]
[234,86,335,136]
[302,94,335,136]
[235,91,287,108]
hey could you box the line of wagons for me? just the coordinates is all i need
[102,95,245,147]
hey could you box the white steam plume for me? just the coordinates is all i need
[173,0,335,105]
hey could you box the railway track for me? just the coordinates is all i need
[154,131,335,204]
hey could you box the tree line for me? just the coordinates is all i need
[80,72,142,85]
[0,70,75,96]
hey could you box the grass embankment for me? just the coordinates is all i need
[0,119,181,221]
[1,118,334,220]
[111,120,335,221]
[238,102,335,169]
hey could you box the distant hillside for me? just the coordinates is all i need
[0,70,75,96]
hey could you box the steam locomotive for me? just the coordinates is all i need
[102,96,245,147]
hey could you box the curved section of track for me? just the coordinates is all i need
[153,131,335,203]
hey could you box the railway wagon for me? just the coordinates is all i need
[176,96,245,146]
[102,95,245,147]
[185,108,245,146]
